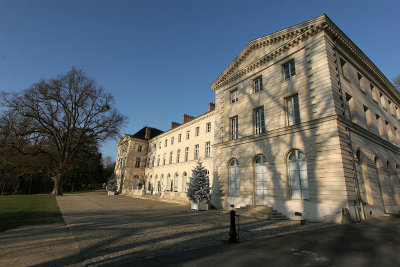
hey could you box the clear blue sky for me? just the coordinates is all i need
[1,0,399,161]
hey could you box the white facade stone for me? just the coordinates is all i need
[114,14,400,223]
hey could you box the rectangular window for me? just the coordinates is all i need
[379,91,386,108]
[195,126,200,137]
[186,130,190,140]
[169,151,173,164]
[163,153,166,165]
[152,156,155,167]
[176,149,180,163]
[185,147,189,162]
[388,100,393,115]
[376,114,384,137]
[153,144,156,151]
[370,84,377,101]
[206,122,211,133]
[254,107,266,134]
[157,155,160,166]
[340,57,349,79]
[286,94,300,126]
[194,144,199,160]
[231,89,238,103]
[395,127,400,144]
[178,134,182,142]
[137,145,142,152]
[159,142,161,149]
[205,141,211,158]
[171,136,174,145]
[363,105,372,130]
[254,77,263,93]
[357,73,365,92]
[165,139,167,147]
[386,121,393,142]
[231,116,238,140]
[135,158,141,168]
[283,60,296,80]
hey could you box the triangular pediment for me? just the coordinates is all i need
[210,14,328,91]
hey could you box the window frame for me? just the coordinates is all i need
[285,94,300,126]
[206,122,211,133]
[231,89,238,103]
[283,60,296,80]
[231,116,238,140]
[254,106,266,134]
[253,76,263,93]
[205,141,211,158]
[194,144,199,160]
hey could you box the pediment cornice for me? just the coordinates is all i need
[210,15,327,91]
[211,14,400,102]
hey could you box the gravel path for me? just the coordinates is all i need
[56,192,328,266]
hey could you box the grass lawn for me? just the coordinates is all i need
[0,195,64,232]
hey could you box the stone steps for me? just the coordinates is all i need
[237,205,288,220]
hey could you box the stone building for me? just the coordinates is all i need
[114,14,400,222]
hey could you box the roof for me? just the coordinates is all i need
[129,127,164,140]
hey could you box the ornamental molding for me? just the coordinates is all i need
[211,14,400,102]
[210,15,327,91]
[322,18,400,102]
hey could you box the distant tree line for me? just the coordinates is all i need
[0,68,126,195]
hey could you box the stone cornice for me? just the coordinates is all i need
[149,111,215,143]
[211,14,400,103]
[322,17,400,103]
[210,14,327,91]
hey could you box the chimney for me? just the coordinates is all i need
[183,114,195,124]
[145,127,151,140]
[171,121,181,129]
[208,102,215,112]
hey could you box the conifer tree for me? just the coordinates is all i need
[187,160,211,203]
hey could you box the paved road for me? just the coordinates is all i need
[157,216,400,267]
[56,192,328,266]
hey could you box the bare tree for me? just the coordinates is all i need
[1,67,126,195]
[393,75,400,92]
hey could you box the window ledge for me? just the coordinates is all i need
[283,74,297,82]
[342,74,351,83]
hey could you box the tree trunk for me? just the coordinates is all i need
[51,173,63,196]
[13,177,20,195]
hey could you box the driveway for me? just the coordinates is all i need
[56,192,327,266]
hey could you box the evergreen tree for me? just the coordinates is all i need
[187,160,211,203]
[106,173,117,192]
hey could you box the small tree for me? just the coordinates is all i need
[106,173,117,193]
[187,160,211,204]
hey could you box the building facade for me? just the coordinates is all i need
[114,14,400,223]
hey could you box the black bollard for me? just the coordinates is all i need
[229,210,238,243]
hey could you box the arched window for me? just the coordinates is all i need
[149,175,153,192]
[183,172,188,192]
[255,155,268,200]
[174,173,179,192]
[133,175,139,189]
[161,174,165,191]
[155,175,160,193]
[287,150,309,200]
[167,173,172,191]
[229,159,240,197]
